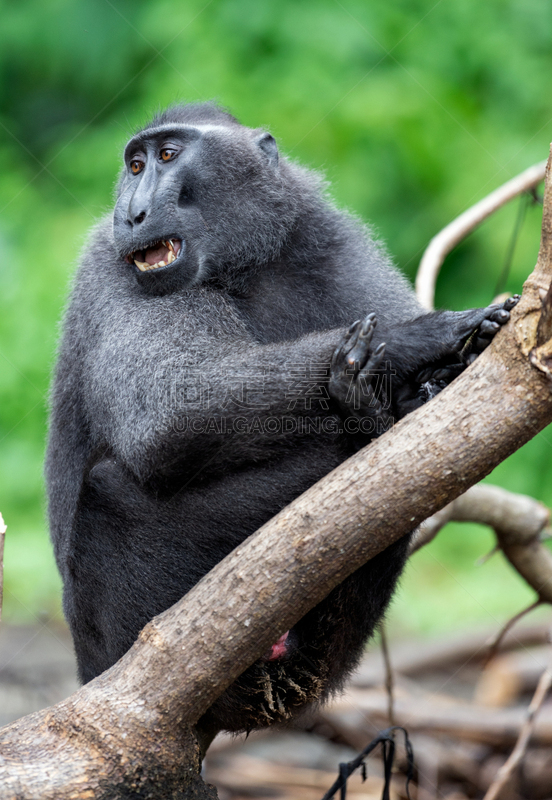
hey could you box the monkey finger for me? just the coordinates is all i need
[331,322,361,368]
[346,313,378,367]
[359,383,383,415]
[488,307,510,325]
[417,367,433,383]
[478,319,500,337]
[347,328,375,368]
[430,364,463,381]
[502,294,521,311]
[360,312,377,335]
[357,342,386,385]
[416,361,463,384]
[342,322,363,360]
[472,336,492,352]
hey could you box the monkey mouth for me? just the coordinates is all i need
[126,238,182,272]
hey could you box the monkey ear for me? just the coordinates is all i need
[256,132,279,167]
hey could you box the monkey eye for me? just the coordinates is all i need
[130,159,144,175]
[160,147,178,162]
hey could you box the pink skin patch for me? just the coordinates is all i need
[264,630,290,661]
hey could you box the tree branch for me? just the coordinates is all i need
[482,663,552,800]
[411,483,552,602]
[416,160,547,310]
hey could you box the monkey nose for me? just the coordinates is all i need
[127,208,147,227]
[127,189,149,226]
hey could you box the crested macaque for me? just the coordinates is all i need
[46,102,517,734]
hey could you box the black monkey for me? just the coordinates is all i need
[46,103,517,735]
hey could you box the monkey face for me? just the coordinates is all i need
[112,122,292,295]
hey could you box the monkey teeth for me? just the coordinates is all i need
[134,251,175,271]
[132,239,179,271]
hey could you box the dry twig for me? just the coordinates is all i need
[379,622,395,727]
[321,683,552,749]
[482,663,552,800]
[483,600,543,667]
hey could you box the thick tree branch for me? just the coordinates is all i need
[1,151,552,797]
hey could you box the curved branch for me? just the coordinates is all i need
[411,483,552,603]
[416,160,547,310]
[483,600,543,667]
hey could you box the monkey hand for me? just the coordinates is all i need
[395,294,521,418]
[328,313,393,434]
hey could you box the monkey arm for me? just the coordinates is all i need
[45,349,93,581]
[380,297,519,416]
[74,299,517,486]
[61,228,518,485]
[93,328,351,484]
[327,297,519,442]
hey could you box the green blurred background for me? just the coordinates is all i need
[1,0,551,636]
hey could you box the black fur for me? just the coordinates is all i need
[46,102,517,734]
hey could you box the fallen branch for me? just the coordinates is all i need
[351,623,552,687]
[475,643,551,707]
[205,754,387,799]
[416,160,547,310]
[322,684,552,749]
[483,600,543,668]
[482,663,552,800]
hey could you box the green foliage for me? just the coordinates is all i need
[1,0,551,630]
